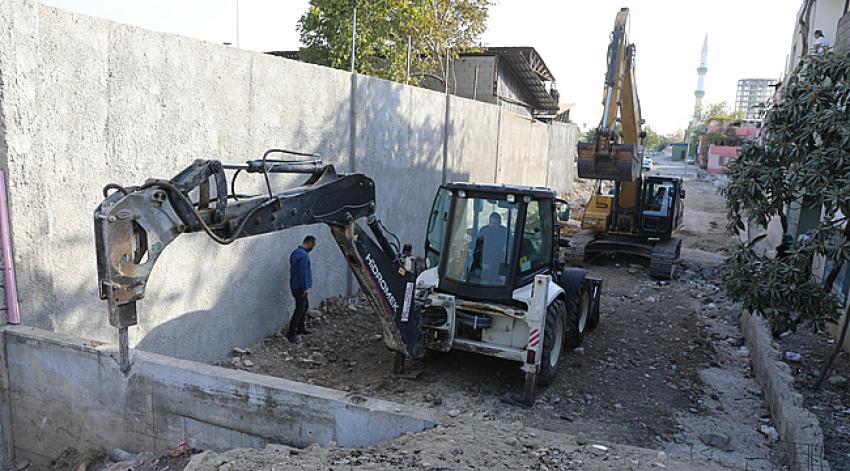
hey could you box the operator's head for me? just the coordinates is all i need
[489,212,502,227]
[814,29,824,39]
[657,187,667,195]
[302,235,317,252]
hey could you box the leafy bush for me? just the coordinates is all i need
[722,52,850,336]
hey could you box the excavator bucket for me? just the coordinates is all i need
[577,142,641,181]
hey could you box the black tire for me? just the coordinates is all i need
[586,281,602,331]
[559,268,589,348]
[565,289,590,348]
[538,299,567,386]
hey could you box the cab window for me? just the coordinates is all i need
[518,199,553,275]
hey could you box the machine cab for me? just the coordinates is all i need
[424,183,557,302]
[639,176,684,239]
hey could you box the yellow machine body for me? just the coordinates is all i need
[581,194,613,231]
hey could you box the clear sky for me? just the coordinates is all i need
[39,0,801,134]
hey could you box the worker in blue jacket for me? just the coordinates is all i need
[287,235,317,343]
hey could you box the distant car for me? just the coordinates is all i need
[642,157,653,171]
[685,156,696,165]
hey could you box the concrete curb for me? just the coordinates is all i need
[740,310,830,471]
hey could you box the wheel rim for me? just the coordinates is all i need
[550,315,564,368]
[578,292,590,333]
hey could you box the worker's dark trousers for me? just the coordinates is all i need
[287,289,308,338]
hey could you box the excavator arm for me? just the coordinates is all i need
[578,7,644,182]
[95,149,424,372]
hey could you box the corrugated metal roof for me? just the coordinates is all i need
[461,47,559,111]
[266,50,301,60]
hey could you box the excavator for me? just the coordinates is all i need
[94,149,602,405]
[566,7,685,279]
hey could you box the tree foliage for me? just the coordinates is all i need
[643,126,664,151]
[298,0,491,85]
[691,101,734,135]
[722,52,850,334]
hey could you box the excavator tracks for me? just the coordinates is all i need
[649,237,681,280]
[564,230,596,266]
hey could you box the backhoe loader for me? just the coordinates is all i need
[94,150,601,405]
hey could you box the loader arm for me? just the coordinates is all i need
[577,7,644,182]
[95,150,424,372]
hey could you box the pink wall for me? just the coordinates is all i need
[707,145,738,174]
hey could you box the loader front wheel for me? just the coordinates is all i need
[538,299,567,386]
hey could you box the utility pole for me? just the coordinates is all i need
[405,35,412,84]
[235,0,240,48]
[351,6,357,72]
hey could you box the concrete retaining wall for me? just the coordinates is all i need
[741,310,830,471]
[0,0,578,363]
[1,325,437,467]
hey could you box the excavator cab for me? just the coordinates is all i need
[639,176,684,239]
[424,183,557,303]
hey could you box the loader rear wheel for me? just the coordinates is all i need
[565,288,590,348]
[538,299,566,386]
[559,268,589,349]
[586,284,601,331]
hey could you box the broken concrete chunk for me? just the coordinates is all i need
[827,375,847,388]
[698,431,731,450]
[759,424,780,442]
[308,351,326,364]
[104,462,135,471]
[108,448,136,462]
[784,351,802,362]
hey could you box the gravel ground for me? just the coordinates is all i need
[183,420,735,471]
[210,179,778,470]
[42,179,777,471]
[777,326,850,468]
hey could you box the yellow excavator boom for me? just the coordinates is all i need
[577,7,644,182]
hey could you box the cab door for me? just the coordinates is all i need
[425,187,451,268]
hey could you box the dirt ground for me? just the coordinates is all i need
[212,179,778,470]
[677,177,735,254]
[183,420,736,470]
[777,327,850,468]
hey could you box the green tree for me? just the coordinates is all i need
[298,0,491,86]
[691,101,734,134]
[643,126,663,151]
[722,52,850,388]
